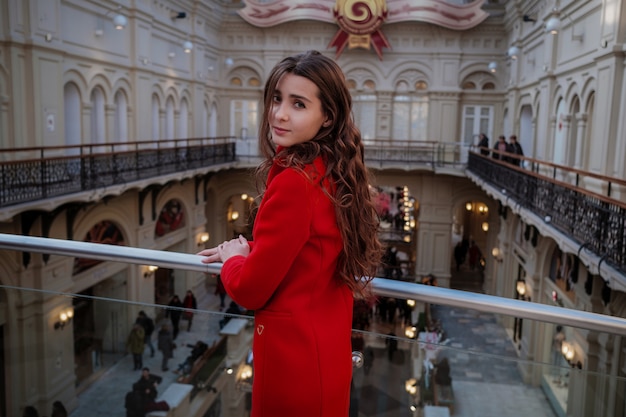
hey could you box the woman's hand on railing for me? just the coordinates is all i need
[198,234,250,264]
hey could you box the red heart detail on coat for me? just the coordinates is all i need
[257,325,264,335]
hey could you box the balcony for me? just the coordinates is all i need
[0,138,237,218]
[0,139,468,217]
[466,150,626,290]
[0,234,624,417]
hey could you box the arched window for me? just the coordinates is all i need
[90,87,106,144]
[74,220,125,275]
[151,94,160,141]
[179,98,189,139]
[114,90,128,142]
[155,199,186,237]
[165,96,175,140]
[351,79,377,144]
[392,94,429,141]
[64,82,81,151]
[209,103,218,137]
[201,101,209,137]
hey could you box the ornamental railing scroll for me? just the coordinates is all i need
[0,138,236,209]
[467,150,626,275]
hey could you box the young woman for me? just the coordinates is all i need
[199,50,382,417]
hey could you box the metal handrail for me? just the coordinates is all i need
[1,233,625,335]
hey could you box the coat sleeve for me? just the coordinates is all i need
[220,168,316,310]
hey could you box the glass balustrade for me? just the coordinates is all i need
[5,283,624,417]
[1,235,625,417]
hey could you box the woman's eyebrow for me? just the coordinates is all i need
[286,93,312,103]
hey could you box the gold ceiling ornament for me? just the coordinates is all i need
[329,0,391,60]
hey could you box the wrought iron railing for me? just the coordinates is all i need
[0,138,236,209]
[362,140,469,170]
[0,138,467,211]
[467,150,626,275]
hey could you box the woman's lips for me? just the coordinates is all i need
[272,126,288,136]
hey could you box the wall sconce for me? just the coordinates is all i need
[561,341,575,363]
[94,6,127,36]
[144,265,158,278]
[465,202,473,211]
[545,9,561,35]
[481,222,489,232]
[113,14,128,30]
[492,247,503,263]
[183,41,193,53]
[507,45,520,60]
[488,61,498,73]
[404,326,417,339]
[477,204,488,215]
[236,363,253,392]
[54,308,74,330]
[516,280,528,298]
[405,377,418,395]
[198,232,209,246]
[228,211,239,223]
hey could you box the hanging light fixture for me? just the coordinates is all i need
[488,61,498,73]
[183,41,193,53]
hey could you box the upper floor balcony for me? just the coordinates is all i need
[2,139,624,287]
[0,138,468,219]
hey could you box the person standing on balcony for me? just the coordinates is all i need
[492,135,510,161]
[508,134,524,166]
[477,133,490,155]
[198,50,382,417]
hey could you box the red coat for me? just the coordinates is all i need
[221,156,353,417]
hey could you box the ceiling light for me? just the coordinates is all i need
[488,61,497,73]
[183,41,193,53]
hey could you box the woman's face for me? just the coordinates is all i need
[269,73,328,148]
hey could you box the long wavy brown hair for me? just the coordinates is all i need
[256,50,383,296]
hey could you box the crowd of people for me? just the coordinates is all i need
[477,132,525,166]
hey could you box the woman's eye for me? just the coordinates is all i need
[272,95,281,103]
[294,101,305,109]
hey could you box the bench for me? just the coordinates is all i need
[146,383,193,417]
[176,337,227,385]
